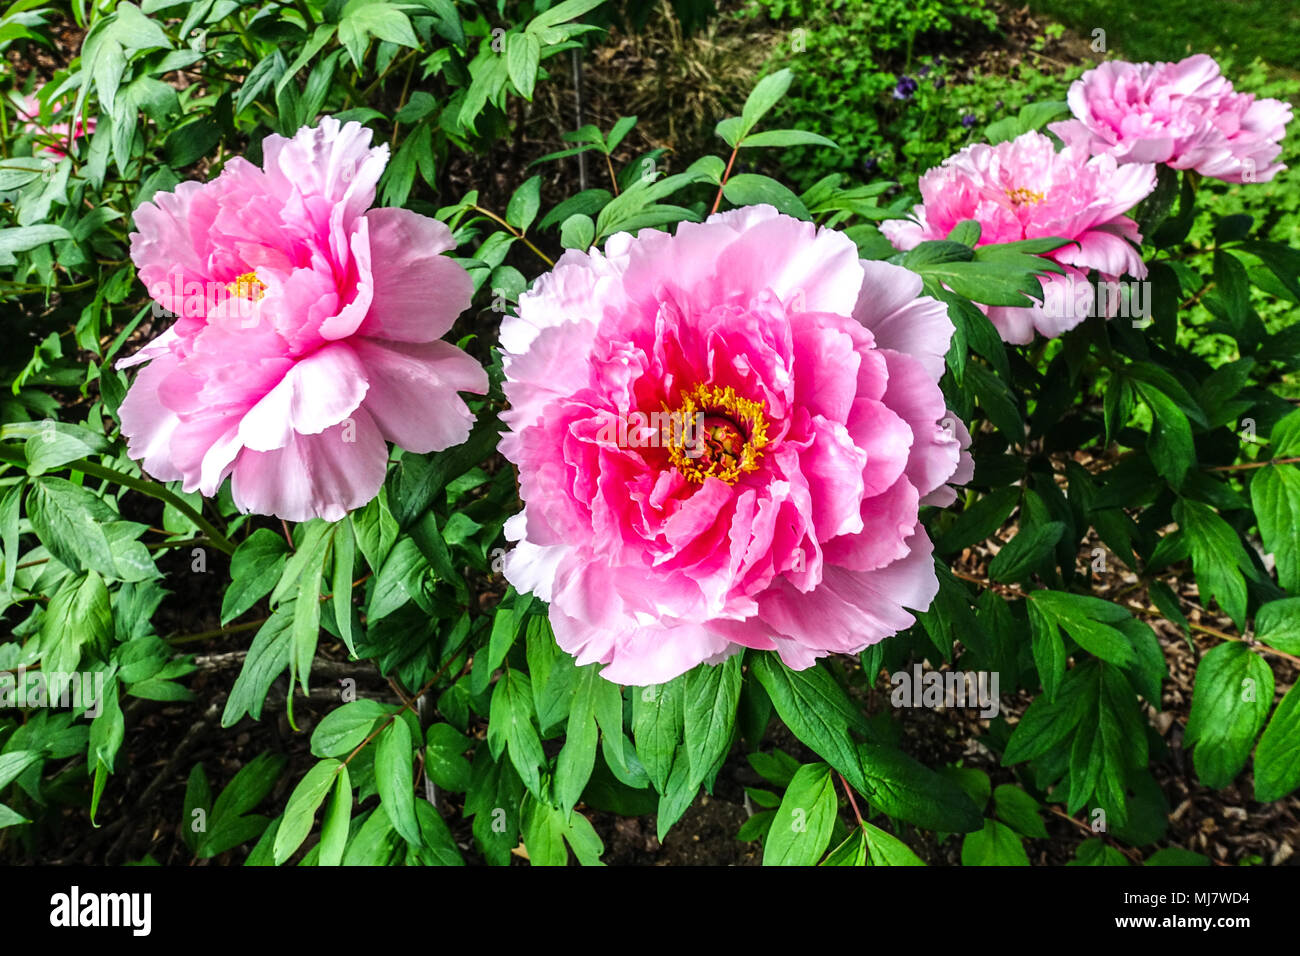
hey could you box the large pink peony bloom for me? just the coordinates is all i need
[118,118,487,522]
[500,205,972,685]
[1049,54,1292,184]
[881,131,1157,344]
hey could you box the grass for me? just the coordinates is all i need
[1024,0,1300,72]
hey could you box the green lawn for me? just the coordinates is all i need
[1026,0,1300,72]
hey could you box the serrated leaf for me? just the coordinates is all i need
[1185,643,1273,789]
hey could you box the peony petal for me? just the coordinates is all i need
[351,337,487,453]
[238,341,369,452]
[231,405,388,522]
[355,207,473,343]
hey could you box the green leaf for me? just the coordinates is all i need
[762,762,837,866]
[18,420,109,475]
[1185,643,1273,788]
[525,616,577,733]
[466,750,524,866]
[317,765,352,866]
[967,364,1024,441]
[1136,382,1195,490]
[0,751,42,790]
[1269,409,1300,457]
[632,677,684,792]
[1251,463,1300,593]
[1254,681,1300,801]
[961,819,1030,865]
[200,753,285,857]
[947,219,982,247]
[520,795,568,866]
[310,699,390,758]
[425,723,472,793]
[26,477,117,577]
[331,521,357,655]
[1003,665,1093,764]
[506,175,543,233]
[992,785,1048,839]
[181,764,211,853]
[861,821,926,865]
[559,213,595,250]
[1175,498,1253,628]
[413,798,465,866]
[376,717,421,846]
[488,670,546,797]
[221,528,288,625]
[1028,591,1136,670]
[989,522,1064,582]
[820,829,867,866]
[683,656,743,790]
[715,115,744,148]
[855,743,983,832]
[221,607,292,727]
[740,69,793,135]
[1069,838,1129,866]
[525,0,606,35]
[506,32,541,100]
[655,752,697,841]
[1255,598,1300,654]
[555,667,600,815]
[291,541,327,695]
[351,490,398,571]
[339,0,418,69]
[935,489,1021,556]
[750,654,866,780]
[0,224,72,264]
[722,174,810,220]
[1028,598,1067,700]
[274,759,342,865]
[740,129,837,149]
[41,571,112,672]
[0,804,30,829]
[1145,847,1210,866]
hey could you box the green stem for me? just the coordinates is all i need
[69,458,236,555]
[470,205,555,267]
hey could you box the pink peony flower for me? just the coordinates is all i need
[500,205,972,685]
[118,117,487,522]
[881,131,1157,343]
[1049,54,1292,184]
[15,92,95,158]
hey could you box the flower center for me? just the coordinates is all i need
[663,383,770,484]
[1006,186,1046,207]
[228,271,266,300]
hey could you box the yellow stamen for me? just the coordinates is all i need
[228,271,266,300]
[663,383,770,484]
[1006,186,1046,207]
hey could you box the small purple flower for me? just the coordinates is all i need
[934,76,946,90]
[862,157,880,175]
[917,64,932,78]
[892,75,918,101]
[995,100,1004,111]
[960,113,977,128]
